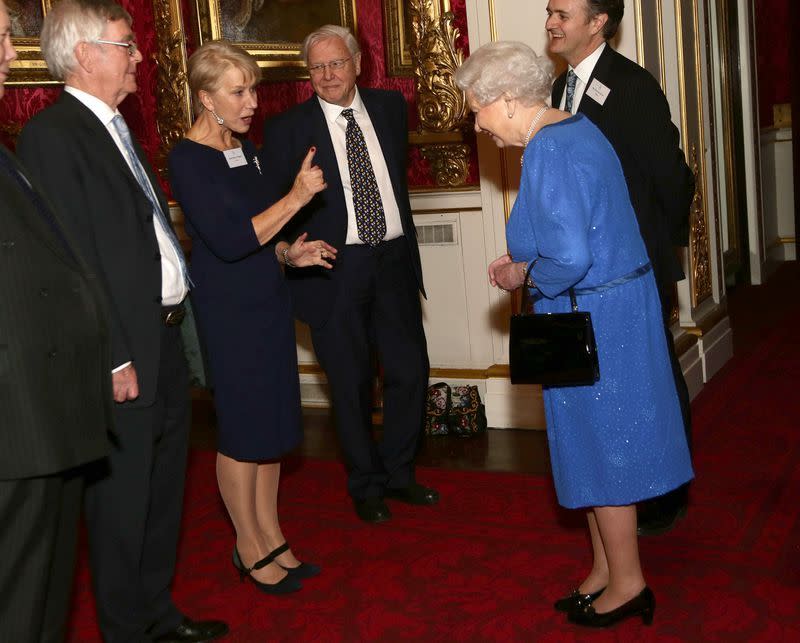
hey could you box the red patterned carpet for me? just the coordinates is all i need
[67,269,800,642]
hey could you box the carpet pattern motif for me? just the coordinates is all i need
[67,297,800,641]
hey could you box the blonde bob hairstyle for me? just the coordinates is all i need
[188,40,261,116]
[455,41,553,108]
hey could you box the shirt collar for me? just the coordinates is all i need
[317,87,365,125]
[64,85,122,127]
[569,42,606,85]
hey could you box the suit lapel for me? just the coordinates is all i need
[306,97,344,201]
[59,93,167,218]
[578,45,615,121]
[360,90,403,202]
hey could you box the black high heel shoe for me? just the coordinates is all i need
[268,543,322,580]
[568,586,655,627]
[553,587,605,612]
[232,545,302,595]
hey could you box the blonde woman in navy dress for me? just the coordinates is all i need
[456,41,693,628]
[169,41,336,594]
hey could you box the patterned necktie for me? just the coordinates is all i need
[111,115,190,287]
[341,108,386,246]
[565,69,578,113]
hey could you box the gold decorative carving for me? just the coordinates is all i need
[419,143,470,188]
[689,144,712,306]
[151,0,193,177]
[409,0,467,133]
[407,0,469,187]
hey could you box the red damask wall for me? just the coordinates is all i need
[0,0,477,192]
[754,0,790,127]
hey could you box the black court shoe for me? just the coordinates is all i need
[553,587,605,612]
[232,545,302,595]
[269,542,322,580]
[568,586,655,628]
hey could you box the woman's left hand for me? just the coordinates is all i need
[488,254,526,291]
[286,232,338,269]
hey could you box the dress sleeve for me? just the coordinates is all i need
[523,132,594,298]
[168,144,261,262]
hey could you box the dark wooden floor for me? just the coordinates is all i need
[189,261,798,476]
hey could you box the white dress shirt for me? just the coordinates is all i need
[558,42,607,114]
[65,86,188,307]
[317,88,404,245]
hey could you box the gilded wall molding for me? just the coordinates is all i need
[689,144,713,306]
[152,0,193,177]
[409,0,467,133]
[419,143,471,187]
[408,0,470,187]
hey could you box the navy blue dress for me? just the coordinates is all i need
[169,139,301,460]
[506,115,693,508]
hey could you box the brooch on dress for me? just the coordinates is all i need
[252,156,262,175]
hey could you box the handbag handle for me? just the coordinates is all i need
[520,260,579,314]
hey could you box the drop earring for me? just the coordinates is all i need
[211,110,224,125]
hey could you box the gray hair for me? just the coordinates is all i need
[41,0,131,81]
[455,41,553,108]
[302,24,360,64]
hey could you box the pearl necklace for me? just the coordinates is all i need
[520,105,549,166]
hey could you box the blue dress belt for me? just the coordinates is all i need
[530,262,652,302]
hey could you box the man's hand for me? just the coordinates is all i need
[112,363,139,403]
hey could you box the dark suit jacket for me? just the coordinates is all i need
[18,92,167,407]
[0,146,111,479]
[552,45,695,290]
[260,88,424,329]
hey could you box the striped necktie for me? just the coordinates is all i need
[111,114,190,287]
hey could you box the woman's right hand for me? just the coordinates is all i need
[289,147,327,208]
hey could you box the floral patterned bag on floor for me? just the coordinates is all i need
[424,382,487,437]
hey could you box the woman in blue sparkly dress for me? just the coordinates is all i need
[456,42,693,628]
[169,42,336,595]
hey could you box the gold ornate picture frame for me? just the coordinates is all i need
[7,0,57,85]
[195,0,357,81]
[383,0,442,77]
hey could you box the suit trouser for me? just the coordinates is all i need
[84,325,190,643]
[0,469,84,643]
[310,237,430,499]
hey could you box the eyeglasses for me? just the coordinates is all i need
[93,39,138,57]
[307,57,352,76]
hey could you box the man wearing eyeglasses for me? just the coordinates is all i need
[18,1,227,641]
[261,25,436,524]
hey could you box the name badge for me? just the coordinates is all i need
[223,147,247,168]
[586,79,611,106]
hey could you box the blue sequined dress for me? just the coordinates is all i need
[506,114,693,508]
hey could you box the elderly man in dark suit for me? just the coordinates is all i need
[17,1,227,641]
[261,25,436,524]
[547,0,695,535]
[0,4,110,640]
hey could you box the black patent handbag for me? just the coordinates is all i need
[509,263,600,387]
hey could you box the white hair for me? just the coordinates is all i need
[41,0,131,81]
[455,41,553,107]
[302,24,360,64]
